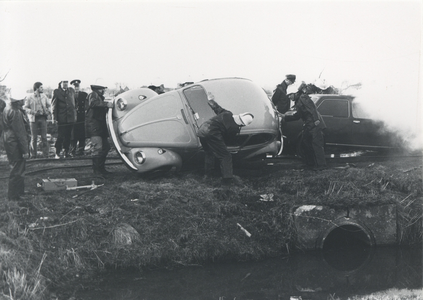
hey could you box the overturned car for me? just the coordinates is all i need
[107,78,280,173]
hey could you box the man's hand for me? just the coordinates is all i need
[314,120,320,126]
[107,101,114,108]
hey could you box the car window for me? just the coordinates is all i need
[352,101,371,119]
[183,86,215,126]
[317,99,349,118]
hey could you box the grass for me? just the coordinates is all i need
[0,153,422,299]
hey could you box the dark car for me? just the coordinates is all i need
[282,94,403,155]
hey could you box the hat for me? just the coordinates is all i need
[70,79,81,86]
[33,82,43,91]
[90,84,107,90]
[10,90,27,102]
[233,112,254,126]
[286,74,296,83]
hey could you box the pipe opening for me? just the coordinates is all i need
[322,224,373,271]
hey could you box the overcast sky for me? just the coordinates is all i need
[0,0,422,148]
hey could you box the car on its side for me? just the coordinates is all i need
[282,94,403,155]
[107,77,281,173]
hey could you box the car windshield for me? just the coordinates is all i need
[183,85,215,127]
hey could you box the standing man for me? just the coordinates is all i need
[52,80,76,158]
[272,74,296,114]
[86,83,113,175]
[197,92,254,184]
[70,79,88,156]
[284,83,327,170]
[2,91,31,201]
[24,82,51,158]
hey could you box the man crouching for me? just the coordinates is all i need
[197,92,254,185]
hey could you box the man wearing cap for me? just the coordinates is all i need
[86,83,113,175]
[283,83,327,170]
[271,74,296,114]
[69,80,88,156]
[52,80,76,158]
[2,91,31,201]
[24,82,51,158]
[197,92,254,184]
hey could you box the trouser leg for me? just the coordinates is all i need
[200,137,215,175]
[204,135,233,179]
[39,117,49,158]
[98,137,111,171]
[30,121,38,158]
[63,123,73,154]
[8,158,26,200]
[55,124,65,155]
[310,127,326,167]
[302,130,316,166]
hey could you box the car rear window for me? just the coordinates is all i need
[317,99,349,118]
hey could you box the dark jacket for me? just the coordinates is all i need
[85,91,109,138]
[197,100,240,142]
[271,81,290,114]
[2,104,30,159]
[52,88,76,124]
[284,94,326,131]
[74,91,88,122]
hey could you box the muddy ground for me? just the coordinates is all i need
[0,149,422,300]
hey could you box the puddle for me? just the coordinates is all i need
[76,246,421,300]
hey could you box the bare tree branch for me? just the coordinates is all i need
[0,69,11,83]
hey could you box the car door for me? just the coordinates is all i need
[316,98,352,146]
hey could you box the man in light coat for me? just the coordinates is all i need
[24,82,51,158]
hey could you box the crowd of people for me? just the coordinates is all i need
[0,79,112,201]
[1,74,328,200]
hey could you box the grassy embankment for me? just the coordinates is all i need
[0,154,422,299]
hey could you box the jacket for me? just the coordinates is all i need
[24,92,51,122]
[271,81,290,114]
[284,94,326,131]
[2,105,30,157]
[197,100,240,143]
[85,91,109,138]
[74,91,88,122]
[52,88,76,124]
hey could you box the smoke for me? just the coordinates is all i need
[343,80,422,152]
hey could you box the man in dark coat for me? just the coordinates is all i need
[70,79,88,156]
[271,74,296,114]
[52,80,76,158]
[197,92,254,184]
[86,83,113,175]
[2,91,31,201]
[284,83,327,170]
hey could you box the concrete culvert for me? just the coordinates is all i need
[321,223,374,272]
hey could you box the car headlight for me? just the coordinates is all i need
[134,151,146,164]
[116,98,127,111]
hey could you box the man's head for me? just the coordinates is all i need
[33,82,43,93]
[233,112,254,127]
[71,79,81,92]
[91,84,107,96]
[61,80,69,89]
[285,74,296,85]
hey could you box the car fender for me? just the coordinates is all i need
[125,147,183,173]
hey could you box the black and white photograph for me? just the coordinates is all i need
[0,0,422,299]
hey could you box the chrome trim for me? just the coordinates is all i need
[107,108,138,170]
